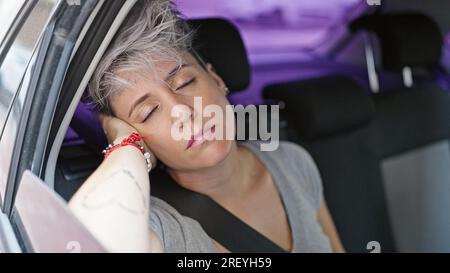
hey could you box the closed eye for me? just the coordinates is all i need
[142,105,159,123]
[175,78,195,91]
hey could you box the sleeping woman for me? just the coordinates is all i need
[68,0,344,253]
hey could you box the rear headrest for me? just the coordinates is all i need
[350,13,443,70]
[263,76,375,140]
[188,18,251,92]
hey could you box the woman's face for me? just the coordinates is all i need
[109,52,234,172]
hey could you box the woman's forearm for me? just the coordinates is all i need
[68,144,156,252]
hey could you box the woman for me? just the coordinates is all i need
[68,0,344,253]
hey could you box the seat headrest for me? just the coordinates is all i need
[188,18,251,92]
[263,76,375,140]
[350,13,443,70]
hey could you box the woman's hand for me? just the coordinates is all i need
[99,113,137,144]
[99,113,156,167]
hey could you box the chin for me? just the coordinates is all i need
[189,139,233,169]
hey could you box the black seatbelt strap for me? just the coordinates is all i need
[150,169,286,253]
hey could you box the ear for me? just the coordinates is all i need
[206,63,226,90]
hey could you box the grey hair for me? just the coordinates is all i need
[87,0,194,115]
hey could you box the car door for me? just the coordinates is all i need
[0,0,116,253]
[13,170,105,252]
[0,0,61,252]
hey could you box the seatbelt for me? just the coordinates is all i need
[150,169,286,253]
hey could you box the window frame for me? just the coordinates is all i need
[2,0,99,216]
[0,0,50,209]
[44,0,134,189]
[0,0,37,67]
[0,0,37,138]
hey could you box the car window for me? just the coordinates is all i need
[177,0,363,59]
[0,0,57,206]
[0,0,57,130]
[0,0,27,44]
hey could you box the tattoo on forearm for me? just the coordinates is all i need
[81,169,148,215]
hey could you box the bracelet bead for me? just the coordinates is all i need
[102,133,152,173]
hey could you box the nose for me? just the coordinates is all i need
[168,96,201,133]
[174,105,194,128]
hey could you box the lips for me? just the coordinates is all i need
[186,124,216,150]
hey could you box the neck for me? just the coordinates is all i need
[168,142,255,203]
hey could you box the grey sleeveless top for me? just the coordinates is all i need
[149,141,332,253]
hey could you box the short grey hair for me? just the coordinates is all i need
[87,0,194,115]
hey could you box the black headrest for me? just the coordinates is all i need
[350,13,443,70]
[188,18,251,92]
[263,76,375,140]
[373,85,450,158]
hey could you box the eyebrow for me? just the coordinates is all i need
[128,64,191,119]
[164,63,191,83]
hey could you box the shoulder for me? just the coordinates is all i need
[240,140,310,159]
[281,142,324,209]
[275,141,314,165]
[240,140,324,211]
[149,197,217,253]
[240,140,316,177]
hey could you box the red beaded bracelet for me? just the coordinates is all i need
[102,133,153,172]
[103,142,144,158]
